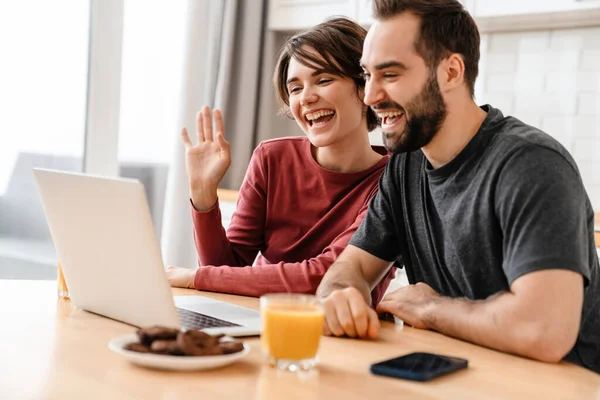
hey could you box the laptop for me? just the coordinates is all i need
[33,168,261,337]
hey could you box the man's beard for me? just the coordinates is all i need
[375,72,447,154]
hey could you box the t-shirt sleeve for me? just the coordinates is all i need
[495,144,592,286]
[349,160,403,262]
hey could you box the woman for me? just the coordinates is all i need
[167,17,394,305]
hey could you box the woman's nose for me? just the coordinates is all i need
[299,89,318,107]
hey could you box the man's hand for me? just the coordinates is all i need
[165,265,197,289]
[376,283,440,329]
[321,287,380,339]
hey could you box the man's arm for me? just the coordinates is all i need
[317,245,393,339]
[316,245,393,302]
[377,269,583,362]
[316,158,402,339]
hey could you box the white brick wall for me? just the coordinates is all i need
[582,49,600,71]
[481,27,600,210]
[579,94,600,116]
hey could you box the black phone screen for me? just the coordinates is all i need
[370,352,468,381]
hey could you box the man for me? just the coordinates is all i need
[316,0,600,373]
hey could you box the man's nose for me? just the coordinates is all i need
[364,79,384,107]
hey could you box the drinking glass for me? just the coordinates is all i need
[260,294,324,372]
[57,261,69,300]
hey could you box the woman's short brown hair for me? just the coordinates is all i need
[273,17,379,132]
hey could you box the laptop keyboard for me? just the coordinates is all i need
[176,307,241,329]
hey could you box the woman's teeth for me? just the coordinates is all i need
[306,110,335,127]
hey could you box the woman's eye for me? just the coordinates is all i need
[360,72,371,81]
[289,87,301,94]
[318,78,332,85]
[384,73,398,79]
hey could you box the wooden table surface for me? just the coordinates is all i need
[1,280,599,400]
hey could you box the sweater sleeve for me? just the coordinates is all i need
[191,145,268,267]
[192,191,395,305]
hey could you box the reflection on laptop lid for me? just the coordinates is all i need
[33,168,261,337]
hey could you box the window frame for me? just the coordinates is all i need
[83,0,124,176]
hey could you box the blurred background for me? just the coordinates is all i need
[1,0,599,281]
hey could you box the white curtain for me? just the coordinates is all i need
[161,0,266,269]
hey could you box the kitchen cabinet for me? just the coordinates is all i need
[268,0,355,31]
[356,0,476,25]
[269,0,476,31]
[474,0,600,17]
[268,0,600,32]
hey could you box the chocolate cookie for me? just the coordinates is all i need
[150,339,184,356]
[219,341,244,354]
[137,326,179,346]
[124,342,151,353]
[177,330,224,356]
[189,330,222,345]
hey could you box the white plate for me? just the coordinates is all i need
[108,333,251,371]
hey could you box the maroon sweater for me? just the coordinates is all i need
[191,137,394,305]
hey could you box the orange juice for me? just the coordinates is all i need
[260,294,324,371]
[262,305,324,360]
[57,261,69,300]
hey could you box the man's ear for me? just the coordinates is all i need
[438,53,465,92]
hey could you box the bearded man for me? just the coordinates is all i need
[316,0,600,374]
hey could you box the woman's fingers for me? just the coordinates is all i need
[213,109,225,140]
[202,106,214,141]
[216,132,230,148]
[190,106,223,146]
[217,133,231,164]
[213,110,230,159]
[196,110,205,143]
[181,127,192,148]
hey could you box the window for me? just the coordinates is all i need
[118,0,188,241]
[0,1,90,279]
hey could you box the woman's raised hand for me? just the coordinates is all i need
[182,106,231,211]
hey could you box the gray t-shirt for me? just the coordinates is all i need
[350,105,600,373]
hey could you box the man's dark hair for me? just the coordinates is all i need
[273,17,379,131]
[373,0,480,97]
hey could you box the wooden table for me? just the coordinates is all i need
[1,280,599,399]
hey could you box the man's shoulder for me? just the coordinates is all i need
[493,117,561,149]
[478,109,585,199]
[485,108,577,171]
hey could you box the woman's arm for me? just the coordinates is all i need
[192,203,395,304]
[191,145,268,267]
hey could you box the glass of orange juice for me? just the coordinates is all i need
[57,261,69,300]
[260,294,324,372]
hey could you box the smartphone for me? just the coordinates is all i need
[370,352,468,382]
